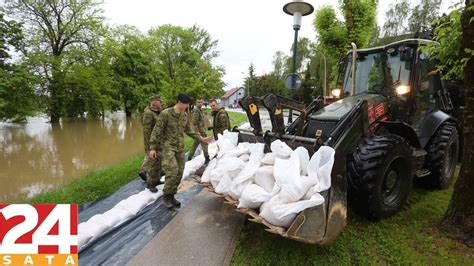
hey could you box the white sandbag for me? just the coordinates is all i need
[271,139,292,158]
[102,208,129,228]
[115,196,148,215]
[238,184,275,209]
[260,193,325,228]
[239,153,250,162]
[84,214,111,238]
[183,155,204,178]
[220,149,247,159]
[254,165,275,193]
[217,130,239,154]
[237,142,250,151]
[248,143,265,156]
[294,146,310,176]
[228,153,263,199]
[201,158,218,182]
[273,152,300,186]
[78,223,93,248]
[261,152,275,165]
[214,174,233,195]
[210,156,246,187]
[307,146,335,192]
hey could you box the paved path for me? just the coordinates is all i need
[127,190,245,266]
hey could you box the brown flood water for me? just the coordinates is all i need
[0,112,144,203]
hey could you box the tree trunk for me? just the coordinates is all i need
[441,0,474,247]
[49,56,64,123]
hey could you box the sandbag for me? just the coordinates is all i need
[228,153,263,199]
[201,158,218,182]
[239,153,250,162]
[238,184,275,209]
[254,165,275,193]
[260,193,325,228]
[294,146,310,176]
[270,139,292,158]
[307,146,335,192]
[261,152,275,165]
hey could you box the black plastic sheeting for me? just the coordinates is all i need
[78,176,203,265]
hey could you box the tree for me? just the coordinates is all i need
[243,63,258,96]
[439,0,474,246]
[0,9,38,121]
[6,0,105,122]
[382,0,442,37]
[313,1,378,89]
[148,24,224,104]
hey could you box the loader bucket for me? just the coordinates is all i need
[231,129,348,244]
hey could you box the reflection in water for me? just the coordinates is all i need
[0,112,144,202]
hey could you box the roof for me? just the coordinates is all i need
[220,87,242,99]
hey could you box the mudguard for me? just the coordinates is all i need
[418,110,456,148]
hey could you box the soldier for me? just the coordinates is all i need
[187,98,210,163]
[209,99,230,140]
[140,96,164,190]
[149,93,212,209]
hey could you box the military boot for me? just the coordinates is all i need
[146,183,158,193]
[204,156,210,164]
[170,194,181,207]
[163,195,174,209]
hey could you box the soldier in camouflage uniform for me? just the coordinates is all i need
[140,96,164,190]
[149,93,211,209]
[209,99,231,140]
[187,98,210,163]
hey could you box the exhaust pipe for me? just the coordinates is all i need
[351,42,357,96]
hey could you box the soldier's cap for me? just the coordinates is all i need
[149,95,161,102]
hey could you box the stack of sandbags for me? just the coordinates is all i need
[200,131,335,228]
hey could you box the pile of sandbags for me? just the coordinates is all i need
[200,131,335,228]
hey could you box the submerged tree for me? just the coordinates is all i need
[6,0,105,122]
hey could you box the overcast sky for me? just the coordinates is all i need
[103,0,457,91]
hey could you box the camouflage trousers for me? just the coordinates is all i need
[142,152,162,186]
[188,132,209,159]
[162,149,185,195]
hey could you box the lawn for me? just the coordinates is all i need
[232,168,473,264]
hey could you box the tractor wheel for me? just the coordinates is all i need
[420,123,459,189]
[348,134,413,219]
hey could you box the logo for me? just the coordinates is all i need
[0,204,78,265]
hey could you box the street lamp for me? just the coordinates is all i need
[283,0,314,123]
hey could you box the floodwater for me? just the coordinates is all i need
[0,112,144,203]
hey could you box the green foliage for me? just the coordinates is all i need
[243,63,258,96]
[0,10,38,121]
[382,0,442,37]
[148,25,224,105]
[340,0,378,48]
[424,5,465,80]
[313,6,348,59]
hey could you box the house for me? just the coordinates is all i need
[220,87,244,108]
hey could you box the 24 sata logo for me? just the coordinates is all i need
[0,204,78,265]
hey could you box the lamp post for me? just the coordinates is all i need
[283,0,314,123]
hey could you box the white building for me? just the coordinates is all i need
[220,87,244,108]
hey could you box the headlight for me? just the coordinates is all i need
[395,85,410,95]
[331,88,341,97]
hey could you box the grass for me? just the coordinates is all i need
[24,110,248,205]
[231,169,474,265]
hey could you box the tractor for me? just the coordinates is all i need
[200,38,462,244]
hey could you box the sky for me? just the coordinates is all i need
[103,0,457,91]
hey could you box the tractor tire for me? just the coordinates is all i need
[348,134,413,220]
[420,123,459,189]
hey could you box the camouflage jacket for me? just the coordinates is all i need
[191,107,206,133]
[212,107,230,139]
[149,107,201,152]
[142,106,161,153]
